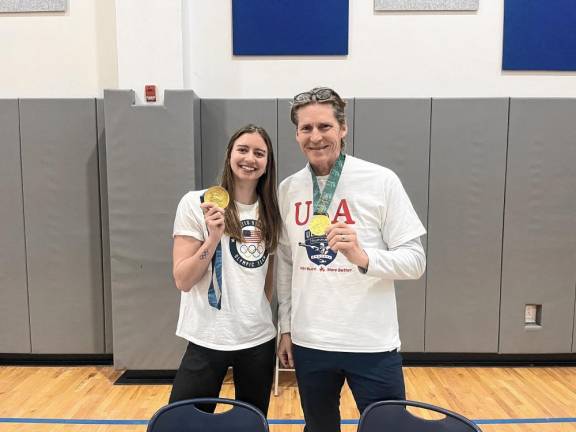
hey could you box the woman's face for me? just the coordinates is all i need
[229,132,269,185]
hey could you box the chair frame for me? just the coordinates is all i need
[146,397,269,432]
[358,399,481,432]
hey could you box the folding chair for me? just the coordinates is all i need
[146,397,269,432]
[357,400,481,432]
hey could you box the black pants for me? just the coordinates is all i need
[293,344,405,432]
[169,338,276,415]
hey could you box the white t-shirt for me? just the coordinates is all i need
[277,155,426,352]
[173,190,276,351]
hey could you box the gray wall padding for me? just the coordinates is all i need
[353,99,430,352]
[104,90,198,369]
[3,95,576,360]
[0,100,31,353]
[19,99,104,354]
[277,98,355,182]
[97,99,113,354]
[200,99,278,188]
[500,99,576,354]
[426,99,508,352]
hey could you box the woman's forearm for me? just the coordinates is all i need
[174,239,219,292]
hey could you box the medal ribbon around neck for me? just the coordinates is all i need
[308,152,346,235]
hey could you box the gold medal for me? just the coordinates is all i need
[204,186,229,209]
[309,214,331,236]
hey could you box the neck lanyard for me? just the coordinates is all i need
[310,152,346,216]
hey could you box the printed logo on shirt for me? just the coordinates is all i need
[299,230,337,266]
[294,199,356,267]
[229,219,268,268]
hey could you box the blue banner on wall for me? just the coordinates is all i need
[232,0,349,56]
[503,0,576,71]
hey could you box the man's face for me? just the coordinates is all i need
[295,103,347,175]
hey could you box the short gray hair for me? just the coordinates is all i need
[290,87,347,128]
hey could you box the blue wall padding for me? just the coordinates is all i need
[503,0,576,71]
[232,0,349,55]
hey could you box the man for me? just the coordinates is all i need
[276,87,426,432]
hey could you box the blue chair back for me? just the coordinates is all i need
[358,400,481,432]
[147,398,269,432]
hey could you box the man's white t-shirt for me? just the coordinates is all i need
[277,155,426,352]
[173,190,276,351]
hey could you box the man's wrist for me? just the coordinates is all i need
[356,249,369,273]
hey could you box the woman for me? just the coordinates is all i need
[169,124,281,415]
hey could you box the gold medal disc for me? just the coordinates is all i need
[204,186,230,209]
[309,214,331,236]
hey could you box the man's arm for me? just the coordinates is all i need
[360,236,426,279]
[276,222,294,368]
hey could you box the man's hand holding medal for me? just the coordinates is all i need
[326,222,369,269]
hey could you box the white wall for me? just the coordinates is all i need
[0,0,117,98]
[183,0,576,98]
[115,0,183,104]
[2,0,575,100]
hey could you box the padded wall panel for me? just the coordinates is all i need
[277,98,355,182]
[232,0,349,55]
[0,100,31,353]
[500,99,576,353]
[353,99,430,352]
[97,99,113,354]
[503,0,576,71]
[19,99,104,353]
[426,99,508,352]
[104,90,198,369]
[201,99,278,188]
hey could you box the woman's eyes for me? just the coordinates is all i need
[236,148,266,158]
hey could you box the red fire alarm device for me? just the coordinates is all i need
[145,85,157,102]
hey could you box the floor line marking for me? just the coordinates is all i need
[2,417,576,426]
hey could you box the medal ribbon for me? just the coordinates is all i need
[310,152,346,216]
[200,193,222,310]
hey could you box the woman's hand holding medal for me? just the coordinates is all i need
[202,186,229,244]
[201,202,225,243]
[326,222,369,269]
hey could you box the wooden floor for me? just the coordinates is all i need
[1,366,576,431]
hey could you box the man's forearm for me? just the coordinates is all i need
[361,237,426,280]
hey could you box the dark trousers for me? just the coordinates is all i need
[169,338,276,415]
[293,344,405,432]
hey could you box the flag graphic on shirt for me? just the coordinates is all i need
[242,228,262,243]
[229,220,268,268]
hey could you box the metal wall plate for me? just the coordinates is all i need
[375,0,478,11]
[0,0,66,13]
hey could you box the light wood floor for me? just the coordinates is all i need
[1,366,576,432]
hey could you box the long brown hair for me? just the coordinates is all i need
[220,124,281,252]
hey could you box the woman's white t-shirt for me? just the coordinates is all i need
[173,190,276,351]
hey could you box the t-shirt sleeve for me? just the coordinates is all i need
[276,179,293,334]
[173,192,205,242]
[381,172,426,249]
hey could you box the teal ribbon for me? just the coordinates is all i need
[200,193,222,310]
[310,152,346,216]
